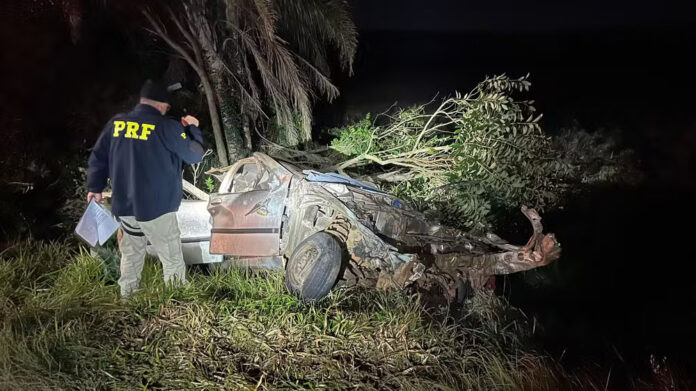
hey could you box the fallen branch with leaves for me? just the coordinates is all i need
[268,75,562,229]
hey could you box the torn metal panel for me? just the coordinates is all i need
[416,206,561,297]
[376,260,425,290]
[432,232,560,276]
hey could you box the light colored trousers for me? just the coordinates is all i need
[118,212,187,297]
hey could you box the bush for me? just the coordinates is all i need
[552,123,643,187]
[326,75,561,229]
[311,77,643,230]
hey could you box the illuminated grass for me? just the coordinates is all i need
[0,240,646,390]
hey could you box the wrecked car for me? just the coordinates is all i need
[195,152,561,300]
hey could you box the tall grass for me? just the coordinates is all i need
[0,241,688,390]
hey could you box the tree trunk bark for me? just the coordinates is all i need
[199,72,230,166]
[211,67,247,162]
[142,9,230,167]
[199,39,247,163]
[241,103,253,151]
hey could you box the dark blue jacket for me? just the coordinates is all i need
[87,104,205,221]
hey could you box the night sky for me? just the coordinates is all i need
[1,0,695,381]
[351,0,693,32]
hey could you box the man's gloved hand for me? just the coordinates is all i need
[181,115,200,127]
[87,192,103,203]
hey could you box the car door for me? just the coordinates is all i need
[208,160,290,256]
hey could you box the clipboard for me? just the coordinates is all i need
[74,199,120,247]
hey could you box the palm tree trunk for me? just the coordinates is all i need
[241,102,253,150]
[205,54,247,163]
[142,9,230,167]
[199,72,230,166]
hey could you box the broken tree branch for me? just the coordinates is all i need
[182,179,209,201]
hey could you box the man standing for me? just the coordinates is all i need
[86,80,205,298]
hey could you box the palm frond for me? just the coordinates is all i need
[229,10,312,141]
[274,0,358,74]
[196,0,357,145]
[295,55,340,102]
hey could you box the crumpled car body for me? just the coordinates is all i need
[200,153,560,299]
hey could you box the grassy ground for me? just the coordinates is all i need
[0,240,684,390]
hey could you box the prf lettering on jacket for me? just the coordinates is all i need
[112,120,154,141]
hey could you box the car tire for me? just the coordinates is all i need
[285,232,342,300]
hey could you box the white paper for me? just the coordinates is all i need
[75,199,119,247]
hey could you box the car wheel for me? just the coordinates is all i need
[286,232,342,300]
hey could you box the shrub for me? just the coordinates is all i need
[298,76,642,230]
[552,123,643,187]
[327,75,561,229]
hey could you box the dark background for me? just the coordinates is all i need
[1,0,695,382]
[323,3,696,380]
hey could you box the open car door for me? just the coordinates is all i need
[208,155,291,256]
